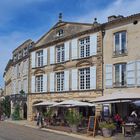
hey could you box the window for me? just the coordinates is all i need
[35,75,43,92]
[56,72,64,91]
[56,45,65,63]
[23,47,28,56]
[56,29,63,37]
[114,63,126,86]
[18,51,23,59]
[79,37,90,58]
[36,50,43,67]
[79,68,90,89]
[17,63,21,77]
[114,31,127,55]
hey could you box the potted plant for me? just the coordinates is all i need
[43,109,53,126]
[99,121,116,137]
[65,110,82,132]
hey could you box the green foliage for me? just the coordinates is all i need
[43,109,53,118]
[65,110,82,125]
[99,121,116,130]
[1,96,11,118]
[12,104,21,120]
[20,90,25,96]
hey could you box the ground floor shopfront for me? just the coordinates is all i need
[27,90,102,121]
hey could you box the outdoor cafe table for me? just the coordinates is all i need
[122,123,137,136]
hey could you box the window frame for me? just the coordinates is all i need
[36,50,43,67]
[35,75,43,93]
[56,71,64,92]
[56,44,65,63]
[113,31,127,56]
[79,67,90,90]
[79,36,90,58]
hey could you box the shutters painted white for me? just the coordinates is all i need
[105,64,113,88]
[65,41,69,61]
[127,61,136,86]
[50,46,55,64]
[43,48,47,66]
[64,70,69,91]
[90,33,97,56]
[31,52,36,68]
[43,74,47,92]
[71,69,78,90]
[71,39,78,60]
[50,72,54,92]
[90,66,96,89]
[31,76,35,93]
[136,60,140,85]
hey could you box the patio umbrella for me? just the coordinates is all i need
[132,100,140,106]
[33,101,56,106]
[51,100,95,107]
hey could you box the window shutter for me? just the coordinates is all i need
[43,48,47,66]
[105,64,113,88]
[43,74,47,92]
[31,76,35,93]
[71,39,78,60]
[50,46,55,64]
[65,41,69,61]
[90,66,96,89]
[50,72,54,92]
[127,61,136,86]
[90,33,97,56]
[136,60,140,86]
[71,69,78,90]
[31,52,36,68]
[64,70,69,91]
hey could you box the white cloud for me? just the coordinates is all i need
[76,0,140,23]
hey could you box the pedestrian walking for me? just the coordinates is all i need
[36,112,44,127]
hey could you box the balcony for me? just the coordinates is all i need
[113,49,128,57]
[113,81,127,88]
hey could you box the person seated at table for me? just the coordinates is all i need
[114,113,122,131]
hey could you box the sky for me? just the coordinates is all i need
[0,0,140,87]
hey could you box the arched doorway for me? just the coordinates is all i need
[23,103,27,119]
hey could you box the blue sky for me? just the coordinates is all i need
[0,0,140,87]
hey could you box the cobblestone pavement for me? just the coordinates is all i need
[0,121,81,140]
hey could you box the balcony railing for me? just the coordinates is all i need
[113,81,127,88]
[113,49,127,56]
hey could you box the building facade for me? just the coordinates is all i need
[28,20,103,120]
[4,39,34,119]
[104,13,140,117]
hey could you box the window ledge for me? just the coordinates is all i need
[112,52,128,58]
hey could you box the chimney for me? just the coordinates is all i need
[108,15,117,22]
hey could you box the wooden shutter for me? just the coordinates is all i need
[90,66,96,89]
[90,33,97,56]
[50,72,54,92]
[65,41,69,61]
[105,64,113,88]
[43,74,47,92]
[31,76,35,93]
[64,70,69,91]
[71,39,78,60]
[50,46,55,64]
[31,52,36,68]
[71,69,78,90]
[136,60,140,86]
[43,48,47,66]
[127,61,136,86]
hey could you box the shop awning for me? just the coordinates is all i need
[92,92,140,104]
[33,101,56,106]
[51,100,95,107]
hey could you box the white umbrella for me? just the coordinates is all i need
[33,101,56,106]
[51,100,95,107]
[132,100,140,106]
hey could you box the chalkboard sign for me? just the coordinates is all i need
[87,116,99,137]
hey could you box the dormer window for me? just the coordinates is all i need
[56,29,63,37]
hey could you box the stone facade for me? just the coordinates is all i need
[27,21,103,120]
[103,14,140,116]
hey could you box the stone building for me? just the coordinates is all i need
[28,17,103,120]
[4,39,34,119]
[103,13,140,117]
